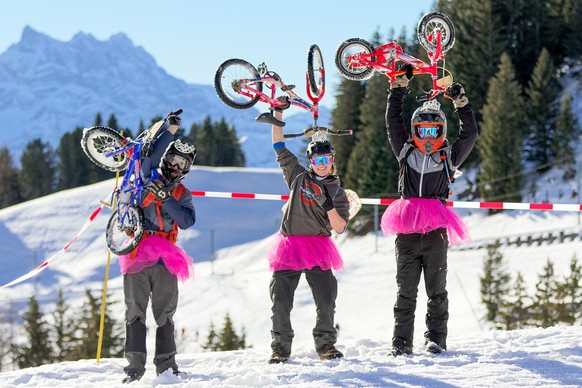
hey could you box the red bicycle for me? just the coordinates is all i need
[214,44,325,127]
[335,12,455,101]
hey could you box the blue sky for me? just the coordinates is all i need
[1,0,435,107]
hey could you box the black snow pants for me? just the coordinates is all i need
[123,261,179,377]
[392,228,449,350]
[270,266,338,357]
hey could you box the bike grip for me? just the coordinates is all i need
[173,108,183,116]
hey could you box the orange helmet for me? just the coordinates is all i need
[411,100,447,154]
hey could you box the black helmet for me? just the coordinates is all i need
[306,140,335,158]
[160,139,197,182]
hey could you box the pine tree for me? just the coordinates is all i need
[480,240,511,322]
[213,118,245,167]
[496,272,532,330]
[477,53,525,205]
[0,147,21,209]
[15,295,53,368]
[555,256,582,325]
[71,288,124,359]
[202,314,249,351]
[52,289,77,362]
[554,93,580,180]
[531,258,560,328]
[329,77,366,181]
[524,48,561,171]
[19,138,56,201]
[57,128,93,190]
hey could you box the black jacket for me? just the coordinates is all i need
[385,87,478,199]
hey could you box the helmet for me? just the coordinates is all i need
[306,140,335,158]
[160,139,197,182]
[410,100,447,154]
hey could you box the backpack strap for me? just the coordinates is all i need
[397,142,416,196]
[140,183,187,241]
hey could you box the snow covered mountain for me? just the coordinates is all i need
[0,27,330,167]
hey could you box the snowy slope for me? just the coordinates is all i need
[0,167,581,386]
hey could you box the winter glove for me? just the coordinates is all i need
[274,96,291,112]
[445,82,469,109]
[390,63,414,90]
[148,179,171,202]
[302,185,334,211]
[140,141,153,159]
[166,110,182,126]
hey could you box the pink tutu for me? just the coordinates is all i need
[119,234,194,283]
[266,233,344,272]
[381,198,470,245]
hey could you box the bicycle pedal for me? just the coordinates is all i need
[281,84,295,91]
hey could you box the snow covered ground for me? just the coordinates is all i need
[0,167,581,387]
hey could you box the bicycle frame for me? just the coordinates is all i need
[352,32,447,101]
[241,64,324,122]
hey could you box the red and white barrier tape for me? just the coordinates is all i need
[190,190,582,212]
[0,205,105,289]
[3,190,579,290]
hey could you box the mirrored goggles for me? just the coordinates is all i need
[311,155,332,166]
[165,154,190,170]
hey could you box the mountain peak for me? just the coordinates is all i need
[20,26,54,47]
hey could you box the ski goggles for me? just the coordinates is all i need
[311,155,333,166]
[165,154,191,170]
[415,124,443,138]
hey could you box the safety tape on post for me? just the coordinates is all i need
[190,190,582,212]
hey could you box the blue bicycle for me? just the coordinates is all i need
[81,109,182,254]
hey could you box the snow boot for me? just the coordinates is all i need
[122,371,142,384]
[269,352,289,364]
[318,346,344,361]
[391,345,413,357]
[426,341,445,354]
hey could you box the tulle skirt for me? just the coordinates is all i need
[266,233,344,272]
[381,198,470,245]
[119,234,194,283]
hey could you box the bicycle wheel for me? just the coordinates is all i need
[105,206,145,255]
[307,44,325,97]
[81,126,129,172]
[214,58,263,109]
[335,38,376,81]
[417,12,455,54]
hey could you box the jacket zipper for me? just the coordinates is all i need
[419,154,427,197]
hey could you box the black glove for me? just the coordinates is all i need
[445,82,469,108]
[148,179,171,202]
[303,185,334,211]
[390,63,414,89]
[140,141,153,159]
[274,96,291,112]
[166,110,182,126]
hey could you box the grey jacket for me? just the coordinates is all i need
[276,146,350,236]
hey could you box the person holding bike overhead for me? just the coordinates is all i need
[119,112,197,383]
[383,65,478,356]
[266,105,350,364]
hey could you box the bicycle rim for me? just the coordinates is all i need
[81,126,128,172]
[105,207,145,255]
[307,44,325,97]
[417,12,455,53]
[335,38,375,81]
[214,59,262,109]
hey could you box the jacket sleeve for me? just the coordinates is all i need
[450,104,479,168]
[385,87,409,159]
[275,146,308,189]
[162,189,196,230]
[141,130,174,180]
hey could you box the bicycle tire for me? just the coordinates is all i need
[417,12,455,54]
[105,206,145,255]
[81,126,129,172]
[214,58,263,109]
[335,38,376,81]
[307,44,325,97]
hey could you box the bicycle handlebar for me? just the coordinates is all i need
[283,126,353,139]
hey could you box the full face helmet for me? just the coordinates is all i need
[160,139,197,183]
[410,99,447,154]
